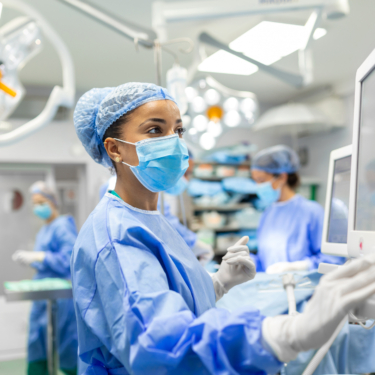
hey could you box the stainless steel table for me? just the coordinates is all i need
[5,287,73,375]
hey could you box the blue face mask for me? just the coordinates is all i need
[33,203,52,220]
[165,176,189,196]
[256,180,281,208]
[115,134,189,193]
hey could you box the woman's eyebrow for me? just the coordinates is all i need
[139,118,183,127]
[139,118,166,127]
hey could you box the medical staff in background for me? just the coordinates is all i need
[71,82,375,375]
[251,145,345,274]
[12,181,78,375]
[98,154,214,266]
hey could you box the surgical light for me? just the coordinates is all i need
[204,89,220,105]
[182,114,191,127]
[224,110,241,127]
[185,86,198,102]
[229,21,327,66]
[200,132,216,150]
[198,50,259,76]
[207,121,223,137]
[223,97,239,112]
[193,115,208,131]
[207,105,223,122]
[0,17,43,121]
[191,96,207,113]
[240,98,257,115]
[188,127,197,135]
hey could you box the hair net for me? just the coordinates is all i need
[30,181,58,207]
[252,145,300,174]
[74,82,177,167]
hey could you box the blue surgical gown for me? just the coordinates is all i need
[158,197,197,248]
[28,215,78,369]
[100,180,197,249]
[71,193,282,374]
[252,195,345,272]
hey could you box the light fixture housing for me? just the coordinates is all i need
[0,17,43,121]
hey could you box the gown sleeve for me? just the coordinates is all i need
[83,228,282,375]
[305,205,345,269]
[36,218,77,277]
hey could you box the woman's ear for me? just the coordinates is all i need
[104,138,122,163]
[280,173,288,184]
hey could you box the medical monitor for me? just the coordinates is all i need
[348,48,375,257]
[321,145,351,257]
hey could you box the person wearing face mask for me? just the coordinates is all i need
[12,181,78,375]
[251,145,345,274]
[71,83,375,375]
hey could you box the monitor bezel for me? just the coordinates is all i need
[348,48,375,258]
[321,145,351,257]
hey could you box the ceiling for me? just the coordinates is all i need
[2,0,375,106]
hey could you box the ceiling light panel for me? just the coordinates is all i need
[198,50,259,76]
[229,21,327,66]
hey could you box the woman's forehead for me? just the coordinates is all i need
[251,169,273,179]
[133,100,180,119]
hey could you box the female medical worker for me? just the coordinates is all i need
[71,83,375,375]
[13,181,78,375]
[251,145,344,274]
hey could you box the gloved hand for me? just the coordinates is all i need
[211,236,256,301]
[12,250,45,266]
[262,254,375,363]
[191,240,214,266]
[266,260,310,274]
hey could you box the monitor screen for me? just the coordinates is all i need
[355,67,375,231]
[328,155,351,243]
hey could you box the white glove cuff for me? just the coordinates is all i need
[262,316,300,363]
[211,274,228,302]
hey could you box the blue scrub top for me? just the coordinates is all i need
[32,215,77,279]
[252,195,345,272]
[71,193,282,374]
[28,215,78,368]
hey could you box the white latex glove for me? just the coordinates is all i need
[192,240,214,266]
[266,260,310,274]
[211,236,256,301]
[12,250,45,266]
[262,254,375,363]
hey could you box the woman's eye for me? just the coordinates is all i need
[148,127,162,134]
[176,127,186,136]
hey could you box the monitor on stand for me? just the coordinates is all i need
[321,145,352,258]
[346,48,375,320]
[348,48,375,257]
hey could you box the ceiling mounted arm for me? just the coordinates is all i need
[199,32,304,88]
[57,0,157,48]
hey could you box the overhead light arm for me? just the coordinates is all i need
[299,8,323,85]
[57,0,157,48]
[199,32,304,88]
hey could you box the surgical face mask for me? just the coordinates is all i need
[115,134,189,193]
[256,180,281,208]
[165,176,188,196]
[33,203,52,220]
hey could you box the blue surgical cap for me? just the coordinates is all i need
[74,82,177,167]
[252,145,300,174]
[30,181,58,207]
